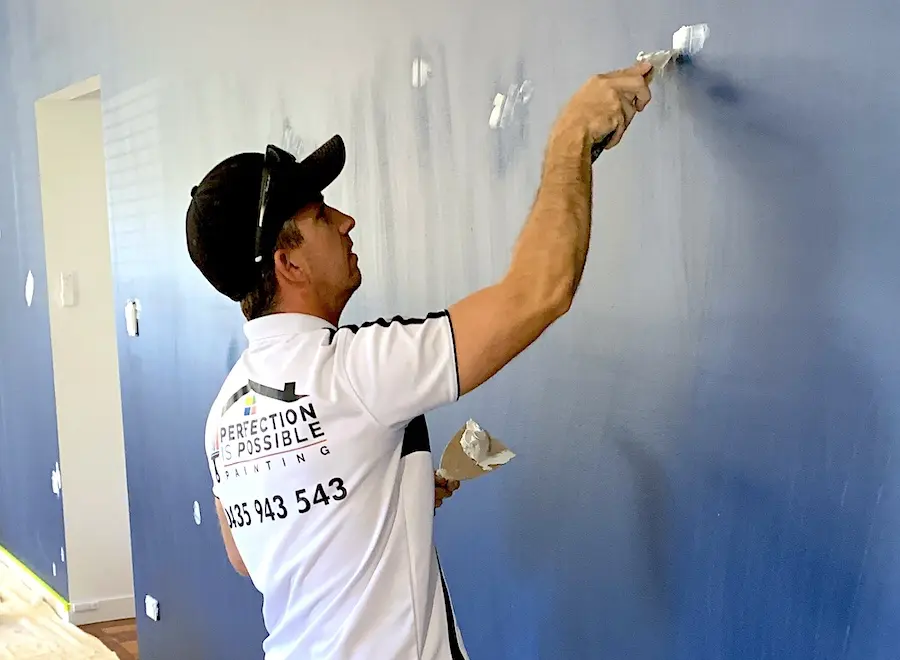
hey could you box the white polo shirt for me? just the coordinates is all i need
[203,311,469,660]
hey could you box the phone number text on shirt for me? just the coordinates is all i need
[223,476,348,529]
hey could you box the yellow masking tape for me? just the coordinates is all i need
[0,543,71,611]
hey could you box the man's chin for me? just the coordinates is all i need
[347,272,362,297]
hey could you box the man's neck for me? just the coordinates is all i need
[276,299,342,327]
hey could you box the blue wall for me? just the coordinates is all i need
[0,8,68,599]
[2,1,900,659]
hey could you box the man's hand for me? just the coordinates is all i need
[434,474,460,510]
[551,60,653,154]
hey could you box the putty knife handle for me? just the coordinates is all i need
[590,132,615,162]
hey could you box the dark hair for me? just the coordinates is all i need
[239,218,305,320]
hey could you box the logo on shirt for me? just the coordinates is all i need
[222,380,306,416]
[211,380,335,485]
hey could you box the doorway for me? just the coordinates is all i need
[34,76,137,645]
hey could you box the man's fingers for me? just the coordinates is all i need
[620,92,638,126]
[601,106,627,150]
[633,84,652,111]
[602,60,652,80]
[434,473,460,511]
[601,65,652,114]
[631,60,653,77]
[609,76,652,102]
[434,474,460,489]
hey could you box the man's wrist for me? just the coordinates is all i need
[541,124,591,190]
[546,123,591,164]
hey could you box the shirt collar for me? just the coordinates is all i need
[243,313,336,341]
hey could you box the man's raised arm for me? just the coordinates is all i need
[449,62,653,396]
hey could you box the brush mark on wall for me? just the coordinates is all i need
[409,38,438,301]
[368,61,400,311]
[280,115,305,158]
[489,57,532,179]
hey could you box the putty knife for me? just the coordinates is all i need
[590,23,710,162]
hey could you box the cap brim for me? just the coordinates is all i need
[294,134,346,194]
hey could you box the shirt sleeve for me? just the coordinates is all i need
[332,310,460,428]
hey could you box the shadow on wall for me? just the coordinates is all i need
[499,58,892,660]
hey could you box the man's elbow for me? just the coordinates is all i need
[548,276,576,319]
[533,274,576,322]
[505,271,575,324]
[224,537,249,576]
[215,498,250,577]
[229,552,250,577]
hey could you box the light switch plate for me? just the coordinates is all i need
[59,272,77,307]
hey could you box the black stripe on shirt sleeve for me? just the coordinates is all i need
[444,309,461,401]
[328,310,451,339]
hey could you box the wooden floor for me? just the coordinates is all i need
[79,619,139,660]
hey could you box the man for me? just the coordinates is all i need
[185,61,653,660]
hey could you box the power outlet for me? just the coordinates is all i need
[72,601,100,614]
[144,594,160,621]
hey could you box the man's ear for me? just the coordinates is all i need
[273,247,307,284]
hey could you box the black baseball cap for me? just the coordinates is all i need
[186,134,346,301]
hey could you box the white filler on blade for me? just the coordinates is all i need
[437,419,516,481]
[636,23,710,73]
[459,420,515,470]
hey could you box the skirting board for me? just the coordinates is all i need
[68,595,136,625]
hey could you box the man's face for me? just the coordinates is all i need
[283,200,361,310]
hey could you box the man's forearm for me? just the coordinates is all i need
[445,65,650,397]
[504,125,594,315]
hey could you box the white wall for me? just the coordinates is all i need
[34,84,135,624]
